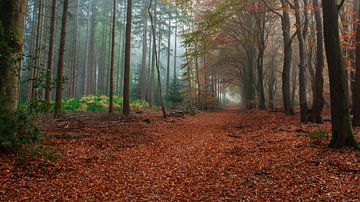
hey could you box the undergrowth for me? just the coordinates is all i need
[0,105,60,164]
[26,95,151,114]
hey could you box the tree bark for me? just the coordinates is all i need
[122,0,133,116]
[140,7,148,101]
[109,0,116,113]
[280,0,294,115]
[45,0,57,110]
[256,3,266,110]
[309,0,325,123]
[353,2,360,127]
[54,0,69,115]
[322,0,358,149]
[148,0,167,118]
[294,0,308,122]
[166,13,171,97]
[0,0,28,113]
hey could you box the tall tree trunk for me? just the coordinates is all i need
[166,13,171,97]
[87,1,97,95]
[295,0,308,122]
[140,7,148,101]
[353,2,360,127]
[352,0,360,108]
[0,0,28,113]
[30,0,43,101]
[256,6,266,110]
[310,0,325,123]
[71,0,80,98]
[122,0,133,116]
[26,3,38,103]
[149,0,157,106]
[280,0,294,115]
[173,17,178,85]
[54,0,69,115]
[83,0,92,96]
[45,0,57,110]
[109,0,116,113]
[148,0,167,118]
[322,0,358,149]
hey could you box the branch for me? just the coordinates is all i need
[337,0,346,11]
[148,0,167,119]
[261,0,283,18]
[284,0,295,9]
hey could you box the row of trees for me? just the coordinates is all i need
[0,0,360,148]
[17,0,187,115]
[179,0,360,148]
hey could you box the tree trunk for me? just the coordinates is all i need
[166,13,171,97]
[353,2,360,127]
[140,7,148,101]
[309,0,325,123]
[148,0,167,118]
[54,0,69,115]
[30,0,43,101]
[0,0,28,113]
[109,0,116,113]
[122,0,133,116]
[173,18,178,85]
[322,0,358,149]
[87,1,97,95]
[45,0,57,110]
[280,0,294,115]
[256,6,266,110]
[294,0,308,122]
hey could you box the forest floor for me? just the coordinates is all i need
[1,106,360,201]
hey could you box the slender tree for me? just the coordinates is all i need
[148,0,167,118]
[109,0,117,113]
[166,13,172,96]
[140,6,148,101]
[45,0,57,111]
[54,0,69,115]
[294,0,308,122]
[122,0,133,116]
[309,0,325,123]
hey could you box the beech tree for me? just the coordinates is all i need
[322,0,358,149]
[309,0,325,123]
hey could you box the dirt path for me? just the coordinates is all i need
[1,108,360,200]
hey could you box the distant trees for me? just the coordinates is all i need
[2,0,360,149]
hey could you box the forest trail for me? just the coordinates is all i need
[1,108,360,200]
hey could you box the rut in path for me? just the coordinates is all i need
[1,108,360,201]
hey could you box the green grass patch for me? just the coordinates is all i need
[308,130,328,139]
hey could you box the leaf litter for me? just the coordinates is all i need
[1,108,360,200]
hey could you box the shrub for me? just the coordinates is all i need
[0,105,44,154]
[59,96,150,113]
